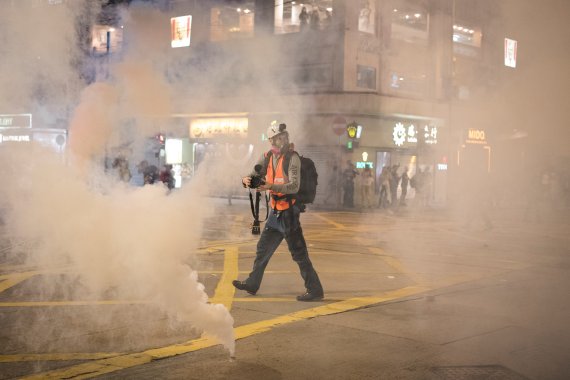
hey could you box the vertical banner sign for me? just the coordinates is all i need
[504,38,517,68]
[171,15,192,48]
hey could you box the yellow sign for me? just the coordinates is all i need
[346,122,358,139]
[466,128,487,144]
[190,118,248,139]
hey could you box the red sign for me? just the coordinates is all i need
[332,115,346,136]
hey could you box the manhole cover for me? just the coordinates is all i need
[431,365,529,380]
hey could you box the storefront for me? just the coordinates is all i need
[186,115,257,196]
[327,114,448,205]
[0,114,67,153]
[457,128,491,174]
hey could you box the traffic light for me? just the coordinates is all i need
[347,140,353,150]
[346,122,358,139]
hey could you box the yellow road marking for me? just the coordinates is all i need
[7,238,425,378]
[368,246,423,285]
[231,297,297,302]
[21,286,429,380]
[0,272,38,293]
[234,286,429,338]
[368,246,408,273]
[208,246,238,311]
[312,213,346,229]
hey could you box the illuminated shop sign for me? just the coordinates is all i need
[0,134,31,143]
[392,122,437,147]
[504,38,517,68]
[356,162,373,169]
[465,128,487,145]
[190,118,248,139]
[356,151,373,168]
[165,138,183,164]
[171,15,192,48]
[0,114,32,129]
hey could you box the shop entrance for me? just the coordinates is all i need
[376,151,418,198]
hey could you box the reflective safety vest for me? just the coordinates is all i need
[265,153,296,211]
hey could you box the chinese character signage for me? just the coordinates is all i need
[392,122,437,147]
[171,15,192,48]
[504,38,517,68]
[424,125,438,144]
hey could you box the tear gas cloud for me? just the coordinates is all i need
[2,0,567,361]
[0,0,270,355]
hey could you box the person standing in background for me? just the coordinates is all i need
[389,164,400,208]
[342,160,359,208]
[360,167,375,209]
[400,167,409,206]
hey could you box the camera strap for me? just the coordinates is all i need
[249,189,269,222]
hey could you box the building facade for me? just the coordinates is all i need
[91,0,502,202]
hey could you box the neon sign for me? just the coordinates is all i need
[466,128,487,145]
[393,122,437,146]
[190,118,248,139]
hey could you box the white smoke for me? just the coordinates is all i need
[0,0,235,355]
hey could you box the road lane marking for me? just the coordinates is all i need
[231,297,297,302]
[11,237,425,377]
[0,272,38,294]
[208,246,238,311]
[234,286,429,338]
[311,213,347,229]
[21,286,430,380]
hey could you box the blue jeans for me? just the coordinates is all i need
[244,204,323,295]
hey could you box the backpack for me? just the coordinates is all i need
[263,150,318,205]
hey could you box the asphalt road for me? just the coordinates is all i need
[0,200,569,379]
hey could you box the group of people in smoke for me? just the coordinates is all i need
[334,161,431,209]
[111,157,175,190]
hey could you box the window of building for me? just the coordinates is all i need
[274,0,333,34]
[91,25,124,55]
[388,71,427,97]
[278,64,333,90]
[390,1,429,44]
[210,3,255,42]
[357,65,377,89]
[452,23,482,57]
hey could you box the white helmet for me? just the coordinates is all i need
[267,120,287,139]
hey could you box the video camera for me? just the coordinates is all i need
[249,164,265,189]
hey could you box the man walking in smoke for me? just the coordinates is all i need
[232,121,324,301]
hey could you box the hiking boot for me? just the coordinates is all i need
[296,291,324,302]
[232,280,257,295]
